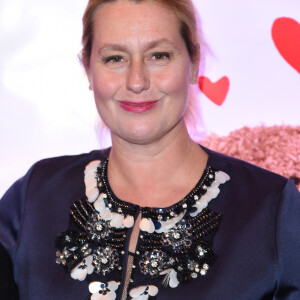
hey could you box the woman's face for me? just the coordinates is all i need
[88,0,198,145]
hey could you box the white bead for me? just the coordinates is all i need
[108,281,120,292]
[100,208,112,221]
[156,212,185,233]
[85,160,101,170]
[71,264,87,281]
[148,285,159,296]
[139,218,155,233]
[215,171,230,183]
[91,293,102,300]
[89,282,101,294]
[206,187,220,199]
[105,291,117,300]
[94,194,106,212]
[110,213,124,228]
[85,255,94,274]
[123,215,134,228]
[129,285,147,297]
[86,185,99,203]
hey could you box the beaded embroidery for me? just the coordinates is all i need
[55,158,230,299]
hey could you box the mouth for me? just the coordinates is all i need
[118,100,159,113]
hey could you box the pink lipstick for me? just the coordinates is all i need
[119,100,158,113]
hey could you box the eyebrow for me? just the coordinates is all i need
[98,38,178,54]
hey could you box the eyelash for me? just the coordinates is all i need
[103,52,171,65]
[152,52,170,60]
[104,55,124,63]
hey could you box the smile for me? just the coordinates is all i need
[118,101,159,113]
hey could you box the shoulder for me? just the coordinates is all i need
[21,149,110,197]
[202,145,289,196]
[31,148,109,174]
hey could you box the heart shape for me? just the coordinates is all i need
[272,17,300,73]
[198,76,230,106]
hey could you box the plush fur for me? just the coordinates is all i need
[201,125,300,190]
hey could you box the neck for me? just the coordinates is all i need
[107,121,208,206]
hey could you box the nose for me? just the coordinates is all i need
[126,59,150,93]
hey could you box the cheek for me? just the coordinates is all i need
[156,65,191,97]
[92,71,122,101]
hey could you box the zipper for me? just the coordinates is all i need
[121,254,135,300]
[119,211,142,300]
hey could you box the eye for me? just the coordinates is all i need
[151,52,170,61]
[104,55,124,64]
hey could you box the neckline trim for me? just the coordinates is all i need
[100,158,216,221]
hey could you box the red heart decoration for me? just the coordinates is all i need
[272,17,300,73]
[198,76,230,106]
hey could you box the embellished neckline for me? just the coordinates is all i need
[56,156,230,299]
[97,158,217,221]
[84,158,230,234]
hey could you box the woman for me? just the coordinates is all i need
[1,0,299,299]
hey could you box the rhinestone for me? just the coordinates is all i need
[200,269,207,275]
[140,235,144,239]
[118,266,122,270]
[173,232,181,240]
[158,215,163,220]
[195,267,200,272]
[209,174,214,179]
[182,204,187,209]
[108,203,112,208]
[178,266,183,271]
[130,279,134,283]
[194,195,199,200]
[118,208,122,213]
[203,264,209,270]
[101,258,108,264]
[191,272,198,279]
[121,251,125,255]
[103,194,107,198]
[96,224,103,231]
[151,261,158,268]
[65,236,71,242]
[170,211,175,216]
[136,251,140,255]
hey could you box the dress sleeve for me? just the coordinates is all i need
[275,180,300,299]
[0,243,19,299]
[0,166,35,299]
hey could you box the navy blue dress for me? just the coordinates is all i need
[0,147,299,300]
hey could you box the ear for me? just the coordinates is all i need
[86,70,93,91]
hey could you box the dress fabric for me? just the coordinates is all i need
[0,147,300,300]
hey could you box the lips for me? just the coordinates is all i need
[118,100,159,113]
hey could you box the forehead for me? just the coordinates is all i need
[92,1,182,46]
